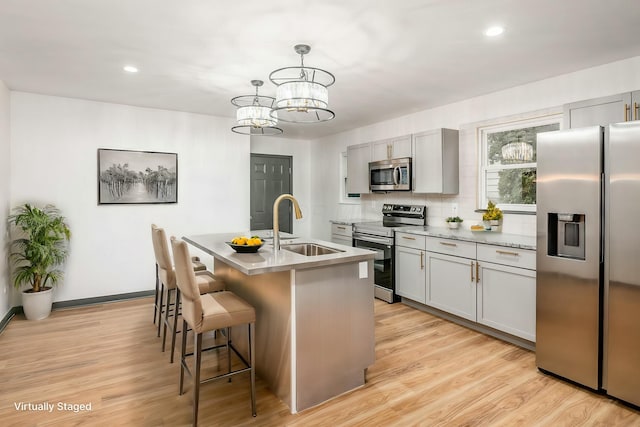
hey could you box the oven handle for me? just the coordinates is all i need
[353,234,394,246]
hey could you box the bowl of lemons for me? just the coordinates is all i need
[227,236,264,253]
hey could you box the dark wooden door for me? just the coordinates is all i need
[250,154,292,233]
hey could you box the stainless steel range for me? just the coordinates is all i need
[353,204,427,303]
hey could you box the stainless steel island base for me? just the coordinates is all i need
[214,258,375,413]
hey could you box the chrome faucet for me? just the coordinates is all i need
[273,194,303,251]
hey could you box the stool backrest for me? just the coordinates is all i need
[170,236,204,329]
[151,224,176,289]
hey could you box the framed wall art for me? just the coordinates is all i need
[98,149,178,204]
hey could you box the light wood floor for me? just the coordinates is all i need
[1,297,638,427]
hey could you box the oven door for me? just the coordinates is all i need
[353,233,396,303]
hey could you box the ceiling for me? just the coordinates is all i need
[1,0,639,139]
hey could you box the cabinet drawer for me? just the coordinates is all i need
[331,223,352,238]
[395,232,426,250]
[426,237,475,259]
[477,244,535,270]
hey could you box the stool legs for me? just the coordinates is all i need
[162,287,177,353]
[179,319,188,395]
[170,289,181,363]
[156,282,165,337]
[153,263,160,324]
[179,321,257,424]
[193,332,203,427]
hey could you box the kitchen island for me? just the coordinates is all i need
[182,233,376,413]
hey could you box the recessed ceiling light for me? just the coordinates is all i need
[484,26,504,37]
[123,65,139,73]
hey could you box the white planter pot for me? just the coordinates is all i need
[22,287,54,320]
[447,222,460,229]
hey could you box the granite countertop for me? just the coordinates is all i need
[395,226,536,250]
[183,233,375,275]
[330,218,377,226]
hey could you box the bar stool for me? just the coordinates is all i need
[171,236,256,426]
[152,224,206,326]
[151,225,225,363]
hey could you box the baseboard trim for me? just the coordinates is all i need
[0,307,19,335]
[401,297,536,352]
[52,290,154,310]
[0,290,154,334]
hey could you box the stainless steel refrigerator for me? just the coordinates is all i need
[536,121,640,407]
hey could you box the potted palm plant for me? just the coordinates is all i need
[8,204,71,320]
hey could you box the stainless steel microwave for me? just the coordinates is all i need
[369,157,412,191]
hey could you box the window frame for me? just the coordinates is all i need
[478,113,562,213]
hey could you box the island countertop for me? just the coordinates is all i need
[183,233,375,275]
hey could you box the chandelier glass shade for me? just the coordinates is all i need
[269,44,335,123]
[501,141,534,163]
[231,80,282,136]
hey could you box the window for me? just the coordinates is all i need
[340,151,360,204]
[478,114,561,212]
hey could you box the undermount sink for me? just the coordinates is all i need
[281,243,345,256]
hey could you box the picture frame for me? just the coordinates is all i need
[97,148,178,204]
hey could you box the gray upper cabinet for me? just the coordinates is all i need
[346,142,371,194]
[413,128,459,194]
[371,135,412,161]
[564,91,640,128]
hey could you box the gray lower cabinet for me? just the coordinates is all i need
[395,232,426,303]
[564,90,640,128]
[477,262,536,342]
[476,243,536,342]
[330,223,353,247]
[426,251,477,321]
[396,233,537,342]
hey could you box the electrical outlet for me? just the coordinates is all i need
[451,203,458,216]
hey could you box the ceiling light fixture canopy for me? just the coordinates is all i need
[231,80,283,136]
[269,44,335,123]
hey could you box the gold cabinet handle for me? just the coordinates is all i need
[470,261,474,282]
[635,102,639,121]
[439,241,457,247]
[476,261,480,283]
[420,251,424,270]
[337,226,346,230]
[496,249,520,256]
[402,236,416,240]
[625,103,631,121]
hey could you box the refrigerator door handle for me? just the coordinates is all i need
[601,172,606,264]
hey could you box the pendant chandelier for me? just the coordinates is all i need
[231,80,283,136]
[502,139,533,163]
[269,44,335,123]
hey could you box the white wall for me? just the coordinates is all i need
[10,93,249,303]
[0,80,11,319]
[310,55,640,238]
[250,135,312,238]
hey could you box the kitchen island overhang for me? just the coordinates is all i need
[183,234,376,413]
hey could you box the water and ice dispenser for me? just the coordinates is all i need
[547,213,585,260]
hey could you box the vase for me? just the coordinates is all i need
[22,287,54,320]
[490,219,502,232]
[447,222,460,229]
